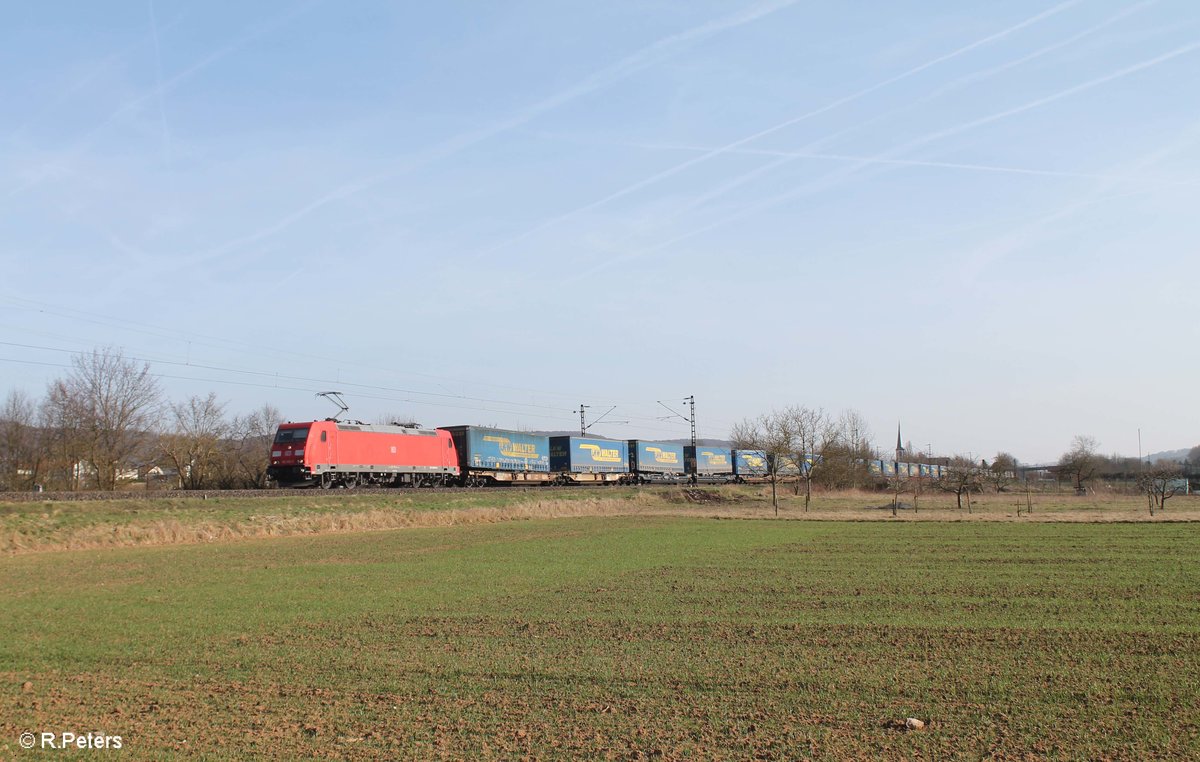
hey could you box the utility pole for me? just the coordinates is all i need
[579,404,621,436]
[656,396,696,446]
[686,395,696,448]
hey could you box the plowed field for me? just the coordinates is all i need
[2,518,1198,759]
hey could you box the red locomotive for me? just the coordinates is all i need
[267,419,459,488]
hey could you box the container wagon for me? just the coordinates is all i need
[628,440,686,482]
[685,445,733,483]
[439,426,551,486]
[733,449,769,480]
[731,449,802,482]
[549,436,630,484]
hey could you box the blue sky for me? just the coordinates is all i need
[3,0,1198,463]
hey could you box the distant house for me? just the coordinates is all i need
[72,461,146,485]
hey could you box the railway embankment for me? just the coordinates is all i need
[2,487,1196,554]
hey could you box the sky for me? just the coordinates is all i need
[2,0,1199,465]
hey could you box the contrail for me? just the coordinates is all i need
[564,37,1200,282]
[895,39,1200,157]
[178,0,803,270]
[583,0,1165,244]
[960,118,1200,279]
[614,143,1132,181]
[188,178,377,265]
[648,0,1162,223]
[5,0,321,201]
[459,0,1086,262]
[4,11,187,144]
[898,0,1158,122]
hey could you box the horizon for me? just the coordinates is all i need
[3,1,1198,465]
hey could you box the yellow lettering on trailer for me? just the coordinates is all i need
[579,443,622,462]
[483,436,540,459]
[645,447,679,464]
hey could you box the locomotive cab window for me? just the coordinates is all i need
[321,431,327,442]
[274,427,311,444]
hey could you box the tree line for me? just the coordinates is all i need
[731,407,890,514]
[730,407,1027,514]
[0,347,283,491]
[4,347,1194,500]
[1056,434,1195,513]
[729,409,1198,516]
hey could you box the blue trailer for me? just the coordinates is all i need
[628,440,686,480]
[686,446,733,481]
[549,436,629,482]
[733,449,769,478]
[731,449,801,481]
[439,426,551,484]
[777,455,803,476]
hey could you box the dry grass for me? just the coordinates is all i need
[4,486,1197,555]
[1,495,661,555]
[737,484,1200,522]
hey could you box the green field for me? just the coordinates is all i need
[2,512,1198,759]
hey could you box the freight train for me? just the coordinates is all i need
[267,419,946,488]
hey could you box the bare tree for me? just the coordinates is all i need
[160,393,229,489]
[731,412,793,516]
[817,409,875,489]
[226,403,285,488]
[41,380,88,489]
[783,405,832,512]
[1057,435,1100,494]
[986,452,1018,493]
[909,470,926,514]
[1138,463,1183,516]
[889,470,909,516]
[935,455,982,512]
[44,347,163,490]
[0,390,43,490]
